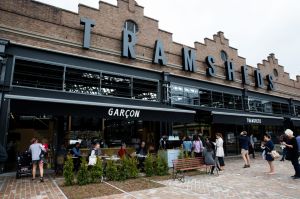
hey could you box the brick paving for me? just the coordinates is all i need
[0,174,67,199]
[1,158,300,199]
[96,158,300,199]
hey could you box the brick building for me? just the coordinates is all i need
[0,0,300,169]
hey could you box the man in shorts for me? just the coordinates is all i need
[239,131,250,168]
[29,138,46,182]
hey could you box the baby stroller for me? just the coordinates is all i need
[16,151,32,179]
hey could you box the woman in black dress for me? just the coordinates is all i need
[261,134,275,174]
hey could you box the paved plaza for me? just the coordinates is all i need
[1,157,300,199]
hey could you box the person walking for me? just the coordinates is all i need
[249,133,256,159]
[279,134,288,161]
[239,131,250,168]
[261,134,275,174]
[282,129,300,179]
[182,136,193,157]
[203,141,217,175]
[215,133,225,170]
[296,133,300,155]
[193,135,204,157]
[29,138,46,182]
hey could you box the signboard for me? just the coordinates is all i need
[80,18,275,91]
[246,118,262,124]
[107,107,140,119]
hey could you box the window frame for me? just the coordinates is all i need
[124,20,138,34]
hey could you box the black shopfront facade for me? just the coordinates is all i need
[168,74,300,156]
[1,40,300,167]
[0,42,197,170]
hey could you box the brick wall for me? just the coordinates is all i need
[0,0,299,100]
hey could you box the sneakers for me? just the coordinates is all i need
[40,177,44,182]
[243,165,250,168]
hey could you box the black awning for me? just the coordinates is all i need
[291,118,300,127]
[212,111,284,126]
[8,96,195,122]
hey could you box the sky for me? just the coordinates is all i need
[35,0,300,79]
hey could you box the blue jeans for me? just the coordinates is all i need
[291,157,300,177]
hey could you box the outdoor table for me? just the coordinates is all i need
[105,157,120,161]
[136,154,147,158]
[99,155,110,159]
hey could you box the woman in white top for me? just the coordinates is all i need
[215,133,225,170]
[29,138,46,182]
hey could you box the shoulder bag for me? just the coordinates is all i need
[266,146,280,159]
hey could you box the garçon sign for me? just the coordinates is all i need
[108,108,140,119]
[80,18,275,91]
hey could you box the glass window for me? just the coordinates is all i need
[223,94,235,109]
[234,95,243,110]
[132,78,158,101]
[295,106,300,117]
[183,87,199,105]
[124,20,138,33]
[170,84,184,104]
[273,69,278,77]
[65,68,100,95]
[211,91,224,108]
[220,50,228,62]
[101,73,131,98]
[272,102,282,114]
[281,103,290,115]
[13,59,64,90]
[262,100,272,113]
[248,98,263,112]
[199,89,211,107]
[248,98,272,113]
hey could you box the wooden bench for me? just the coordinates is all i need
[172,157,218,182]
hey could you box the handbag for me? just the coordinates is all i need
[265,146,280,159]
[269,150,280,159]
[88,150,97,166]
[88,156,97,166]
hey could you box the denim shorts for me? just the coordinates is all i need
[32,159,43,165]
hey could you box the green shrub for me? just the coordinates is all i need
[77,158,90,186]
[184,151,190,158]
[177,149,184,159]
[155,155,169,176]
[191,151,195,158]
[90,157,103,183]
[63,156,74,186]
[128,158,139,178]
[117,158,129,181]
[144,154,155,177]
[106,160,119,181]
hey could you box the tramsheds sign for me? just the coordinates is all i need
[80,18,275,91]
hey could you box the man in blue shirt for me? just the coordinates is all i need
[239,131,250,168]
[296,134,300,155]
[71,142,81,171]
[72,142,81,157]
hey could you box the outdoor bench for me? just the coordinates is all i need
[172,157,217,182]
